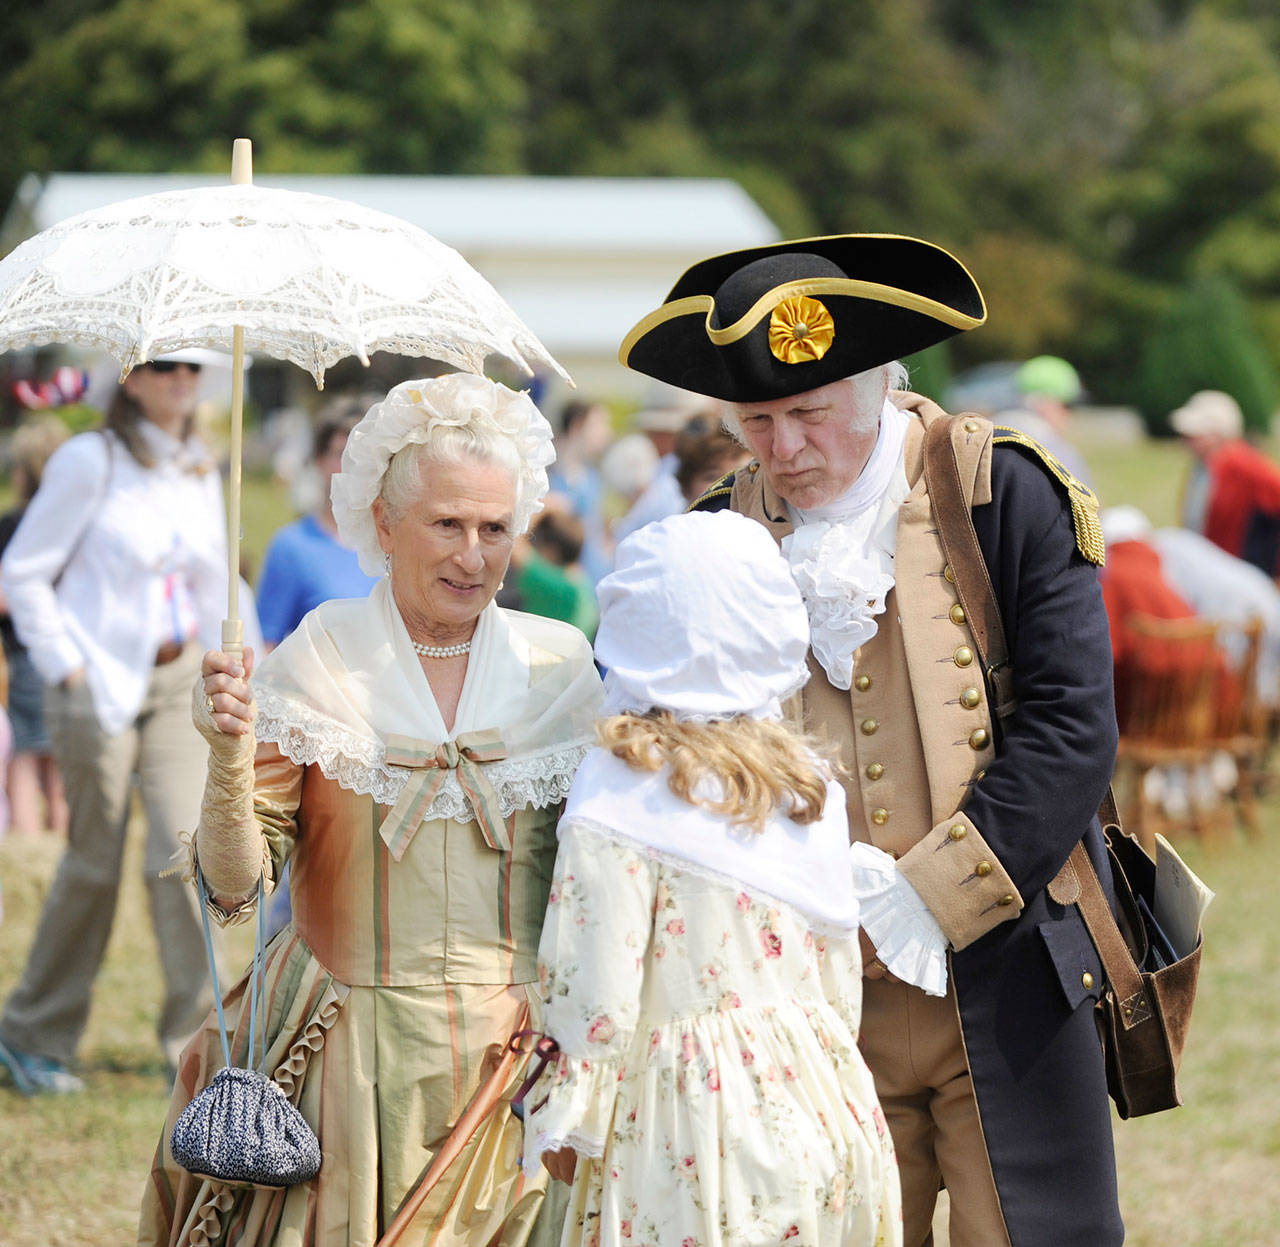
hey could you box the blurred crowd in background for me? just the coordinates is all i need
[3,346,1280,859]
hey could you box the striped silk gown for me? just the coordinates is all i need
[139,742,563,1247]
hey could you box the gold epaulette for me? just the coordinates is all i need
[992,426,1105,566]
[686,468,740,512]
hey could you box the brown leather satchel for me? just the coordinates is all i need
[923,413,1203,1118]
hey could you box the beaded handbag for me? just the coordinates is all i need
[170,870,321,1188]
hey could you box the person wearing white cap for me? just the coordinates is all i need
[1171,389,1280,573]
[521,510,914,1246]
[0,352,231,1095]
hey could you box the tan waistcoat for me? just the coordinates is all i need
[731,395,1022,949]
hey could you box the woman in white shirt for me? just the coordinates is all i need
[0,352,228,1095]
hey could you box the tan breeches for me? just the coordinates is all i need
[860,975,1011,1247]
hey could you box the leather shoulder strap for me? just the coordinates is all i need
[922,414,1017,722]
[1069,841,1149,1028]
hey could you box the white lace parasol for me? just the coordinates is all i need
[0,139,569,646]
[0,183,568,387]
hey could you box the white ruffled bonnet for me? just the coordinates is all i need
[596,510,811,721]
[331,374,556,576]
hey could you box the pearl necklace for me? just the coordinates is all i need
[411,639,472,660]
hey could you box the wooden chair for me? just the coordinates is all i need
[1212,616,1270,838]
[1114,614,1224,853]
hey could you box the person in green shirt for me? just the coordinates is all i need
[514,509,598,639]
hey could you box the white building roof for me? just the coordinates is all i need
[2,173,780,393]
[7,173,777,254]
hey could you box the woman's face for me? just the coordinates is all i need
[122,362,201,432]
[373,453,517,639]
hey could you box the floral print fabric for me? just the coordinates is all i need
[526,818,901,1247]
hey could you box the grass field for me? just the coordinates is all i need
[1,435,1278,1245]
[2,801,1275,1245]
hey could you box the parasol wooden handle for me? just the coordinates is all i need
[222,138,252,656]
[376,1005,531,1247]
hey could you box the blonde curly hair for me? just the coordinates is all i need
[597,711,831,832]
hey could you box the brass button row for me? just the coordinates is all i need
[861,719,878,736]
[960,687,982,709]
[948,823,967,841]
[954,646,973,668]
[854,674,872,692]
[975,860,992,877]
[870,808,889,826]
[968,728,989,751]
[949,603,967,626]
[1082,972,1095,990]
[865,762,884,781]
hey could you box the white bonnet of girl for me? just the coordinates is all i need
[331,374,555,576]
[596,510,812,721]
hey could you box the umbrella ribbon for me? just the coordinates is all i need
[381,729,509,859]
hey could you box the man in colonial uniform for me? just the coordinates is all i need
[618,235,1123,1246]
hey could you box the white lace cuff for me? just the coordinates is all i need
[849,841,949,997]
[521,1051,617,1176]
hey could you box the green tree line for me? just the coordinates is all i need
[5,0,1280,426]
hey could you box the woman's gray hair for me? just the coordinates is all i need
[331,374,556,577]
[377,422,522,522]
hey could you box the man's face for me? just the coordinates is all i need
[1181,432,1222,464]
[729,377,882,510]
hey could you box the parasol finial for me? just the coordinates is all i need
[231,138,253,186]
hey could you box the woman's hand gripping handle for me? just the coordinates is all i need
[192,647,264,909]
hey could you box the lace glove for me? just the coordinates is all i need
[849,841,949,997]
[192,677,266,906]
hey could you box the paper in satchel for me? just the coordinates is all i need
[1153,833,1214,959]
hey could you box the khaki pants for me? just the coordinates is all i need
[860,975,1011,1247]
[0,649,216,1069]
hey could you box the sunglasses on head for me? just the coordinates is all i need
[145,360,203,374]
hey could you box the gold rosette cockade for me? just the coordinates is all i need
[768,294,836,364]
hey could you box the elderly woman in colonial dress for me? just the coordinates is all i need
[139,375,603,1247]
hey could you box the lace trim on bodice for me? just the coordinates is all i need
[255,685,591,819]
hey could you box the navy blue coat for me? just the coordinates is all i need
[961,441,1122,1246]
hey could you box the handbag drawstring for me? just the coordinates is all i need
[196,866,268,1073]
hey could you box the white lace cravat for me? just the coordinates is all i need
[781,400,908,689]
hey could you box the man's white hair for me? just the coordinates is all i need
[847,360,909,432]
[725,360,909,444]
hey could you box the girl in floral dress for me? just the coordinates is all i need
[523,511,916,1247]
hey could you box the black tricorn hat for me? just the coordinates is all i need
[619,234,986,403]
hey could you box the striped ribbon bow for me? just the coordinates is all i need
[381,729,509,859]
